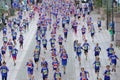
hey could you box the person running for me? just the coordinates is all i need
[94,43,101,57]
[104,65,111,80]
[76,43,82,65]
[2,34,8,44]
[42,36,47,53]
[81,25,86,40]
[49,35,56,48]
[41,63,49,80]
[26,59,34,80]
[60,49,68,74]
[0,61,9,80]
[11,29,17,45]
[7,39,13,57]
[11,45,18,66]
[80,67,90,80]
[18,33,24,49]
[109,51,119,72]
[54,68,61,80]
[41,58,48,68]
[58,35,63,46]
[82,40,90,60]
[90,23,95,42]
[73,40,78,52]
[1,43,7,59]
[97,18,102,32]
[33,49,40,70]
[93,57,101,79]
[63,27,68,42]
[106,43,114,59]
[52,57,59,71]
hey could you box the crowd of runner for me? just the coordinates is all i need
[0,0,119,80]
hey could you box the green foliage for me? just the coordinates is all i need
[94,0,102,8]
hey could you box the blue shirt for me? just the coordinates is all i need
[83,42,89,50]
[0,66,9,77]
[104,70,111,79]
[93,61,101,69]
[54,72,61,80]
[12,48,18,56]
[106,48,114,55]
[110,54,118,63]
[80,71,88,80]
[41,67,49,77]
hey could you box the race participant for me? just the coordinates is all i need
[33,49,40,70]
[80,67,90,80]
[42,36,47,53]
[0,61,9,80]
[11,29,17,45]
[109,51,119,72]
[106,43,114,58]
[104,65,111,80]
[90,23,95,42]
[53,68,61,80]
[1,43,7,59]
[2,34,8,44]
[52,57,59,71]
[73,40,78,52]
[49,35,56,48]
[26,59,34,80]
[82,40,90,60]
[11,45,18,66]
[63,27,68,42]
[60,49,68,74]
[18,33,24,49]
[93,57,101,79]
[81,25,86,40]
[97,18,102,32]
[58,35,63,46]
[51,49,57,60]
[41,63,49,80]
[76,43,82,65]
[7,39,13,57]
[94,43,101,57]
[41,58,48,68]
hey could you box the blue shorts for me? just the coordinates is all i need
[62,60,67,66]
[28,71,33,75]
[76,52,81,56]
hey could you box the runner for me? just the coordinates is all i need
[106,43,114,59]
[93,57,101,79]
[52,57,59,71]
[104,65,111,80]
[41,63,49,80]
[81,25,86,40]
[80,67,90,80]
[109,51,119,72]
[0,61,9,80]
[26,59,34,80]
[53,68,61,80]
[11,45,18,66]
[76,43,82,65]
[7,39,13,57]
[97,18,102,32]
[94,43,101,57]
[90,23,95,42]
[42,36,47,53]
[82,40,90,60]
[63,27,68,42]
[60,49,68,74]
[33,49,39,70]
[18,33,24,49]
